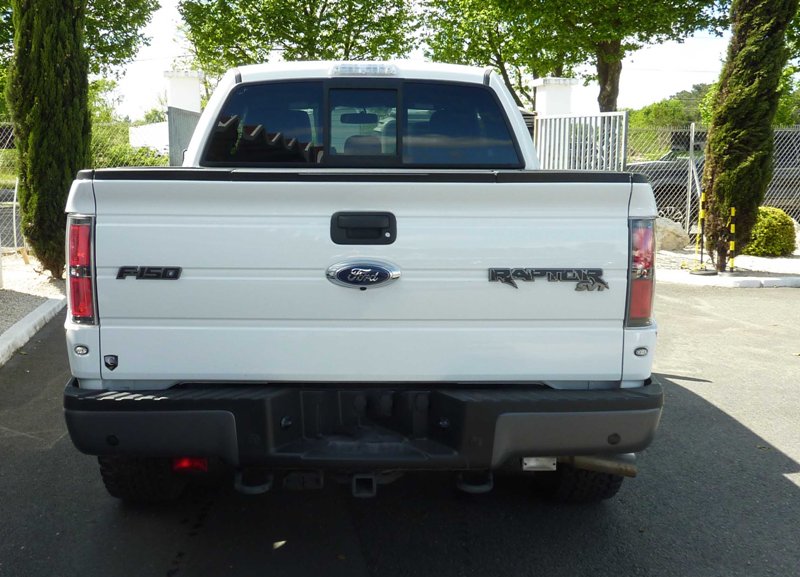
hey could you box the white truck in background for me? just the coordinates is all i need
[63,61,662,503]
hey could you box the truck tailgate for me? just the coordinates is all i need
[91,172,632,383]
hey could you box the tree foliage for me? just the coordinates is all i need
[629,84,712,128]
[89,78,121,123]
[179,0,417,77]
[499,0,725,112]
[702,0,798,271]
[0,0,160,75]
[423,0,584,108]
[6,0,91,278]
[0,0,159,117]
[700,68,800,125]
[142,107,166,124]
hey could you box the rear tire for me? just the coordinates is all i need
[536,465,624,503]
[98,456,187,504]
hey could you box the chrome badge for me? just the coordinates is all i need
[326,261,401,289]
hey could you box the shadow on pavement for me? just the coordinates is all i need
[1,317,798,577]
[77,378,800,577]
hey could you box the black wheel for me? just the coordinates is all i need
[98,456,187,504]
[534,465,624,503]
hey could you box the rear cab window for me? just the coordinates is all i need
[202,79,522,168]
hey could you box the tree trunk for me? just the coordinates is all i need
[702,0,798,271]
[595,40,622,112]
[495,60,524,108]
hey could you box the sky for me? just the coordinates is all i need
[113,0,731,120]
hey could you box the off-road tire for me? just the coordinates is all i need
[536,465,624,503]
[98,456,187,504]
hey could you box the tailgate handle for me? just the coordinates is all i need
[331,211,396,245]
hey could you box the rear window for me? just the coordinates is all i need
[203,80,521,168]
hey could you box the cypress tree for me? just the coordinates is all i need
[6,0,91,278]
[702,0,799,271]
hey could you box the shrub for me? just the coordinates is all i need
[741,206,797,257]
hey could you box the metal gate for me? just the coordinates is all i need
[534,111,628,171]
[168,107,202,167]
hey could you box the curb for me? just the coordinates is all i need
[0,297,66,367]
[657,269,800,288]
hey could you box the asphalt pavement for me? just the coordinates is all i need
[1,285,799,577]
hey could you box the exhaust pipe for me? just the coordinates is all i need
[234,468,274,495]
[456,471,494,494]
[559,454,638,478]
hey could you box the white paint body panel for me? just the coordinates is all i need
[86,177,636,384]
[67,62,658,391]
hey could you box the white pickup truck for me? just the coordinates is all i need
[63,61,662,503]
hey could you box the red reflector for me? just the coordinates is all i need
[69,223,91,267]
[628,278,654,321]
[172,457,209,473]
[69,277,95,320]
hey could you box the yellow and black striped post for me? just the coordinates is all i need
[729,207,736,271]
[689,189,718,275]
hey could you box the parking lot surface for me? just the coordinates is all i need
[1,284,799,577]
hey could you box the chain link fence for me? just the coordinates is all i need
[627,124,800,230]
[1,120,168,251]
[0,123,20,252]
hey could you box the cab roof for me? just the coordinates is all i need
[235,61,491,85]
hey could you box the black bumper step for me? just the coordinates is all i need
[64,379,663,470]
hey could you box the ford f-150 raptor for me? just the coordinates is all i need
[63,61,662,503]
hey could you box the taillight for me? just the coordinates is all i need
[67,216,96,324]
[172,457,209,473]
[627,219,655,327]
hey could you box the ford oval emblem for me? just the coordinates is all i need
[326,260,401,289]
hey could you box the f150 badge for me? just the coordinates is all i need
[489,268,609,291]
[327,261,400,289]
[116,266,182,280]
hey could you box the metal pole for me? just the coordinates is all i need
[12,176,19,251]
[620,111,629,171]
[690,182,717,275]
[729,207,737,271]
[686,123,695,233]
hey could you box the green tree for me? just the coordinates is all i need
[180,0,416,77]
[89,78,122,123]
[0,0,159,115]
[701,68,800,125]
[499,0,726,112]
[629,84,712,128]
[629,100,694,128]
[0,0,159,74]
[6,0,91,278]
[423,0,584,108]
[702,0,798,271]
[142,107,166,124]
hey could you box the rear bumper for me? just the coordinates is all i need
[64,378,663,470]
